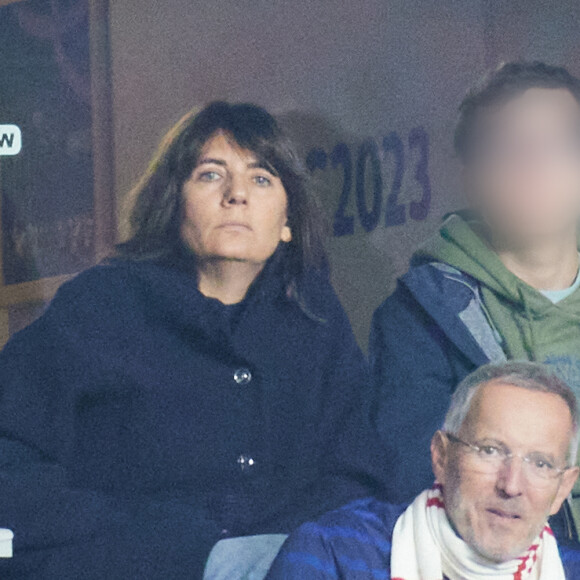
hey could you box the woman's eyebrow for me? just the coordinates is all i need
[247,161,278,175]
[196,157,227,167]
[195,157,277,175]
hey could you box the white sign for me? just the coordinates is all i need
[0,124,22,156]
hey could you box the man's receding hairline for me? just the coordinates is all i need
[458,378,576,437]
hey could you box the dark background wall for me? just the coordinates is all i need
[2,0,580,348]
[108,0,580,349]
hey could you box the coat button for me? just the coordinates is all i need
[237,454,255,471]
[233,368,252,385]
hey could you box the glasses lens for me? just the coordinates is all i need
[524,453,560,481]
[462,450,560,485]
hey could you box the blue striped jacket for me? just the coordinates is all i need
[266,497,580,579]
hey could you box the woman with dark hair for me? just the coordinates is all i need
[0,102,385,579]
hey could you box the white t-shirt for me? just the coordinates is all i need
[541,255,580,304]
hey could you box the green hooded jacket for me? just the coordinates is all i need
[416,213,580,505]
[415,213,580,379]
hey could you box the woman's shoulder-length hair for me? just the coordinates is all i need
[114,101,327,293]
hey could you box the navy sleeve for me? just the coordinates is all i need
[559,543,580,578]
[322,297,390,493]
[266,498,397,579]
[266,521,341,579]
[279,279,391,529]
[369,282,460,503]
[0,270,220,579]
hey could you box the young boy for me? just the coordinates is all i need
[371,61,580,535]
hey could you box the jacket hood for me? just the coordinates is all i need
[412,212,580,318]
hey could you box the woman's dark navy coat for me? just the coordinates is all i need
[0,254,386,578]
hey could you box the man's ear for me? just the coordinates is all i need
[431,431,449,486]
[549,466,579,516]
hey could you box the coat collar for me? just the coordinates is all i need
[400,263,491,367]
[112,247,290,350]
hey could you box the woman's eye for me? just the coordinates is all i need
[198,171,221,182]
[254,175,272,186]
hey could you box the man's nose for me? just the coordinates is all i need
[222,176,248,205]
[495,456,525,497]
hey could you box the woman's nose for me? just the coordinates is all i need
[222,177,248,205]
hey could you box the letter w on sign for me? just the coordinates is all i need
[0,125,22,156]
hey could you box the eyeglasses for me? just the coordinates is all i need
[444,432,570,484]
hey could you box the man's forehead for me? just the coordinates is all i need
[462,381,573,452]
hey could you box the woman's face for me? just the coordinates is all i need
[181,131,292,265]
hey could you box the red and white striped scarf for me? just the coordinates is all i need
[391,485,565,580]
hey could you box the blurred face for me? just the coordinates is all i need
[463,88,580,243]
[181,131,292,265]
[432,382,578,563]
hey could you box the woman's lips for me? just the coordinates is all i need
[218,222,252,231]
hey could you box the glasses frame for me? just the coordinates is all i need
[443,432,571,481]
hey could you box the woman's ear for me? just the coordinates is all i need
[281,225,292,243]
[431,431,449,486]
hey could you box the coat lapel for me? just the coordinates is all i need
[401,264,492,368]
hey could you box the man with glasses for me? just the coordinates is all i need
[266,362,580,579]
[370,62,580,534]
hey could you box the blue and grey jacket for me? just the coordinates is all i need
[369,262,576,540]
[371,262,504,500]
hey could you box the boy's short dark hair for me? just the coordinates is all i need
[454,61,580,162]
